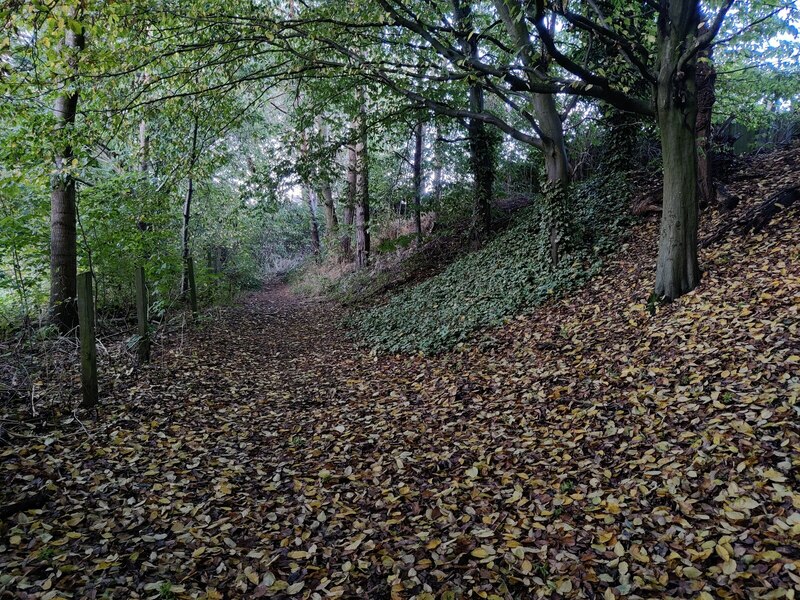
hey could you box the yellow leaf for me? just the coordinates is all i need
[721,559,737,575]
[715,544,730,561]
[192,547,206,558]
[286,581,305,594]
[683,566,702,579]
[732,497,760,511]
[725,510,745,521]
[288,550,308,559]
[556,579,573,594]
[763,468,787,483]
[471,548,489,558]
[244,566,259,584]
[630,545,649,563]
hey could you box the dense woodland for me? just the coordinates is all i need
[1,0,799,598]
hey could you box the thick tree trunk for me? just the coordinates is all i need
[413,120,423,239]
[49,23,85,332]
[695,37,717,209]
[354,104,370,269]
[469,115,494,235]
[340,143,357,259]
[654,0,702,300]
[535,93,570,187]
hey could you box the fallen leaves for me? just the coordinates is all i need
[1,147,799,597]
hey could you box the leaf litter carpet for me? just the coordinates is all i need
[2,157,800,599]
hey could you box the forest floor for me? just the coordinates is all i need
[2,147,800,599]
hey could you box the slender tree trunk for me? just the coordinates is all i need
[314,119,338,240]
[413,120,424,240]
[136,118,153,236]
[305,187,321,257]
[695,32,717,209]
[181,116,199,296]
[341,143,357,259]
[654,0,702,300]
[354,102,370,269]
[49,20,85,332]
[494,0,571,263]
[454,0,494,236]
[139,119,149,174]
[493,0,570,188]
[180,177,194,295]
[433,124,443,204]
[320,183,338,239]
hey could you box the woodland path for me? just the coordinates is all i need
[2,194,800,599]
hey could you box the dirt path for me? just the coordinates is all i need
[2,204,799,600]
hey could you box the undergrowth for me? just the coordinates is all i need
[349,172,632,354]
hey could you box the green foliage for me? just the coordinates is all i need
[351,173,632,354]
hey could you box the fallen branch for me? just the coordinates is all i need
[701,186,799,248]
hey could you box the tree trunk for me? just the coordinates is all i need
[654,0,702,300]
[305,187,321,257]
[49,20,85,332]
[454,0,494,236]
[534,93,570,186]
[493,0,571,263]
[695,32,717,210]
[469,114,494,236]
[181,116,199,296]
[493,0,570,188]
[320,183,338,239]
[180,176,194,295]
[433,125,443,204]
[413,120,423,240]
[139,119,149,174]
[354,103,370,269]
[340,143,357,259]
[315,119,338,240]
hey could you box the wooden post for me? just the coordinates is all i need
[187,257,198,318]
[77,272,98,408]
[134,266,150,362]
